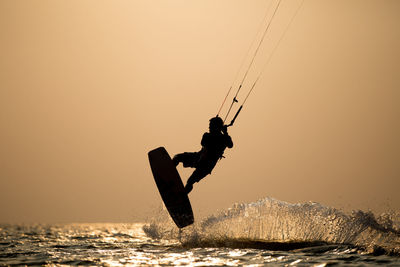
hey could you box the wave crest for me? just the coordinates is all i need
[143,197,400,255]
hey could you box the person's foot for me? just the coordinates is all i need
[172,155,179,167]
[184,183,193,194]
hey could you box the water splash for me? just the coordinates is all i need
[143,197,400,255]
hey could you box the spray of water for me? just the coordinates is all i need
[143,197,400,255]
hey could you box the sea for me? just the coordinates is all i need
[1,197,399,266]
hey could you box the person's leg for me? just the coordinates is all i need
[172,153,184,167]
[184,168,208,194]
[173,152,199,167]
[184,182,194,194]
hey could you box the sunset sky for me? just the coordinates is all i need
[1,0,399,223]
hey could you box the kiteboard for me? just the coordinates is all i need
[148,147,194,228]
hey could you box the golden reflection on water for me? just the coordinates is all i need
[70,223,273,266]
[1,223,398,266]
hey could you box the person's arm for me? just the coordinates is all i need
[223,126,233,148]
[201,133,209,147]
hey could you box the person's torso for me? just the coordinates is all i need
[201,132,228,160]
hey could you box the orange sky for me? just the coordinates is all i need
[1,0,399,223]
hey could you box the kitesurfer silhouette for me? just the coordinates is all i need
[173,116,233,194]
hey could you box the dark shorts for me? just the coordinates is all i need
[175,152,218,176]
[178,152,201,168]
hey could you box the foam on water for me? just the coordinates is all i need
[143,197,400,255]
[0,212,398,265]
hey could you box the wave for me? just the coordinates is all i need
[143,197,400,256]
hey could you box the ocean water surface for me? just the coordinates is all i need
[1,197,399,266]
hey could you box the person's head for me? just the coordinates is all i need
[209,116,224,133]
